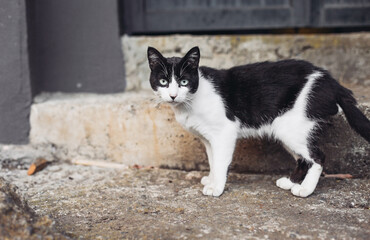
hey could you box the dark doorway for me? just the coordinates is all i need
[27,0,126,95]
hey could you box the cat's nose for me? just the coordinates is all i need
[170,95,177,100]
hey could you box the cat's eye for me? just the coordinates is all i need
[180,80,189,86]
[159,79,168,86]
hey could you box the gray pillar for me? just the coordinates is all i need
[0,0,31,144]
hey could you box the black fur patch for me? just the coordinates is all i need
[290,159,312,183]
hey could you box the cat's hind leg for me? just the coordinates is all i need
[289,159,311,184]
[290,147,325,197]
[276,145,305,190]
[275,126,325,197]
[276,159,310,190]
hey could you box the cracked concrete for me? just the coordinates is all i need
[0,177,68,239]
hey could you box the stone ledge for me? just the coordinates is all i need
[122,33,370,91]
[31,92,205,170]
[29,91,370,177]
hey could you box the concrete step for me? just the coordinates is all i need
[30,90,370,177]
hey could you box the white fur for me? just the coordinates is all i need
[272,71,322,159]
[172,72,238,196]
[276,177,295,190]
[200,139,213,186]
[156,69,324,197]
[168,79,178,97]
[291,163,322,197]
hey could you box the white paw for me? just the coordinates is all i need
[201,176,211,185]
[291,184,313,198]
[276,177,295,190]
[202,184,224,197]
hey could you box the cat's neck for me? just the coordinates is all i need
[171,68,220,115]
[171,102,191,113]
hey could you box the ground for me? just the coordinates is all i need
[1,161,369,239]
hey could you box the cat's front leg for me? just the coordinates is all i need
[202,129,237,197]
[200,139,213,186]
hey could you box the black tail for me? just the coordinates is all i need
[337,86,370,142]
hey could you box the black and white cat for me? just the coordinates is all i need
[147,46,370,198]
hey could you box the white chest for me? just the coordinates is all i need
[174,110,204,136]
[171,75,238,140]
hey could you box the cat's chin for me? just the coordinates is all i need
[166,101,181,106]
[165,100,186,108]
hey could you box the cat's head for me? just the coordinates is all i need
[147,46,200,105]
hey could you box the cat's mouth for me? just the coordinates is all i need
[165,99,186,107]
[167,100,180,105]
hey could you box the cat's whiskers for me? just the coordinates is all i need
[172,97,192,112]
[182,98,193,112]
[182,102,192,112]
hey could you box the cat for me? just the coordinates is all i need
[147,46,370,198]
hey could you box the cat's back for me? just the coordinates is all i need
[229,59,317,83]
[201,59,318,92]
[199,59,333,128]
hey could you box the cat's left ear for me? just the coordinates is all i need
[181,46,200,68]
[147,46,166,71]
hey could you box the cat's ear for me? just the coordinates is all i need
[182,46,200,68]
[147,47,166,71]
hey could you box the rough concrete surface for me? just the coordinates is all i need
[122,33,370,91]
[29,90,370,177]
[0,160,369,239]
[0,177,68,239]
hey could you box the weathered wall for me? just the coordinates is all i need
[122,33,370,91]
[30,93,207,171]
[0,0,31,144]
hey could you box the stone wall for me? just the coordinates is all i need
[122,33,370,91]
[29,92,370,177]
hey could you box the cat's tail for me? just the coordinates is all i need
[337,86,370,142]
